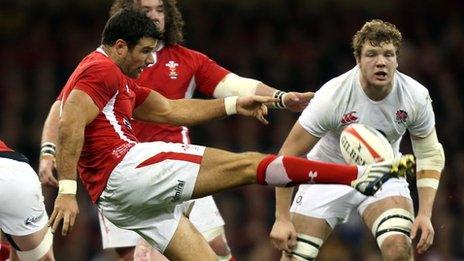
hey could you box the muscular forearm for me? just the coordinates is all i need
[255,82,278,97]
[162,98,229,126]
[56,119,84,181]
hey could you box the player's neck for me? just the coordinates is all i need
[100,45,123,66]
[359,77,393,101]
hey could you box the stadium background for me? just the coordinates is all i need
[1,0,463,260]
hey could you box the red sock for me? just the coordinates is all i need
[257,155,358,186]
[229,257,236,261]
[0,243,11,261]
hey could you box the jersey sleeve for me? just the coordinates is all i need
[191,50,229,96]
[74,63,121,110]
[298,85,338,138]
[408,89,436,137]
[132,82,152,107]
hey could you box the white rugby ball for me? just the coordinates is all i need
[339,123,394,165]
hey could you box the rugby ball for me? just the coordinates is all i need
[339,124,394,165]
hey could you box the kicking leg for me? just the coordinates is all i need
[192,147,414,198]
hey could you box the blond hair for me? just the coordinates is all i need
[352,19,402,58]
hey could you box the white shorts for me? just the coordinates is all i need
[290,178,411,228]
[98,142,209,252]
[98,195,225,249]
[0,158,48,236]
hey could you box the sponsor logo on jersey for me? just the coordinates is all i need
[395,109,408,124]
[308,171,318,184]
[172,180,185,202]
[340,111,359,125]
[165,60,179,79]
[24,211,45,226]
[123,117,132,130]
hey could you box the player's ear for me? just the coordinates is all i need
[114,39,128,56]
[355,55,360,65]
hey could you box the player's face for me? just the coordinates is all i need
[357,42,398,90]
[123,37,157,78]
[139,0,165,33]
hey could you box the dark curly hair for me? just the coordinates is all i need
[352,19,402,58]
[110,0,184,46]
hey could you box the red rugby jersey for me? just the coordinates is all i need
[133,44,229,143]
[59,48,150,202]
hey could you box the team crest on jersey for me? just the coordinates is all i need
[340,111,359,125]
[395,109,408,124]
[165,60,179,79]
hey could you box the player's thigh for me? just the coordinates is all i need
[362,196,413,228]
[164,215,216,261]
[193,147,266,198]
[292,214,332,240]
[359,178,413,229]
[8,225,51,252]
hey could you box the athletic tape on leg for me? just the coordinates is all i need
[17,228,53,261]
[291,234,323,261]
[371,208,414,247]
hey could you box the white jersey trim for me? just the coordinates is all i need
[102,90,136,144]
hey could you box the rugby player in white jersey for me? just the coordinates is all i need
[0,140,55,261]
[270,19,445,260]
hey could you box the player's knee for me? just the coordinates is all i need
[237,152,265,184]
[203,227,231,260]
[381,235,411,261]
[371,208,413,260]
[208,236,231,259]
[16,228,54,261]
[289,234,323,261]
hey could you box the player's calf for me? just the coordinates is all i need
[288,234,323,261]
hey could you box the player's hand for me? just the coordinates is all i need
[283,91,314,112]
[270,218,297,254]
[38,156,58,187]
[236,96,278,124]
[411,214,434,254]
[49,193,79,236]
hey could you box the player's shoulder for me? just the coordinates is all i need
[81,51,119,74]
[165,44,205,57]
[395,70,431,104]
[315,67,357,101]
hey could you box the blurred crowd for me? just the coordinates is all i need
[1,0,463,260]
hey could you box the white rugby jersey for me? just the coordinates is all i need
[299,66,435,163]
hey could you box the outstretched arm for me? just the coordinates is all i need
[213,73,314,112]
[270,122,319,252]
[49,89,100,236]
[39,100,61,187]
[133,90,277,126]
